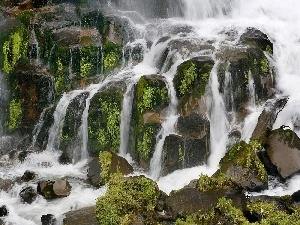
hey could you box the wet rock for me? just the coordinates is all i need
[63,206,98,225]
[174,57,214,116]
[291,190,300,202]
[264,127,300,179]
[0,218,4,225]
[38,179,71,199]
[41,214,57,225]
[162,134,209,175]
[87,157,101,186]
[21,170,37,182]
[165,187,246,218]
[19,186,37,204]
[239,27,273,52]
[252,97,288,140]
[0,178,13,192]
[0,205,8,217]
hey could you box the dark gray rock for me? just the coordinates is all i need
[19,186,37,204]
[21,170,37,182]
[0,205,8,217]
[41,214,57,225]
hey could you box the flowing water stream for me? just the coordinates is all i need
[2,0,300,223]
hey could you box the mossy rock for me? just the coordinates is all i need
[218,140,268,191]
[0,19,29,74]
[95,174,160,225]
[102,42,123,73]
[88,84,125,156]
[129,75,169,167]
[174,57,214,111]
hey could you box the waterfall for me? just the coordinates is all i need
[207,62,229,169]
[119,82,135,157]
[46,91,83,151]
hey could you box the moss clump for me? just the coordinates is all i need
[79,45,100,77]
[95,174,160,225]
[129,75,169,164]
[103,42,122,73]
[197,172,237,192]
[220,140,268,183]
[88,91,123,156]
[7,99,22,132]
[1,26,29,74]
[260,57,269,76]
[99,151,113,184]
[174,60,213,99]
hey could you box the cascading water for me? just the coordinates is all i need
[3,0,300,223]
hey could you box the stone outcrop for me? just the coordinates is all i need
[41,214,56,225]
[19,186,37,204]
[263,127,300,179]
[63,206,98,225]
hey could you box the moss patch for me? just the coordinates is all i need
[99,151,113,184]
[7,99,22,132]
[95,174,160,225]
[103,42,122,73]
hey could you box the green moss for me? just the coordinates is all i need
[260,57,269,75]
[7,99,22,132]
[95,174,160,225]
[197,172,237,192]
[1,27,28,74]
[137,125,155,161]
[175,60,213,99]
[15,11,35,28]
[266,45,273,55]
[99,151,113,184]
[103,42,122,73]
[220,140,268,183]
[80,45,100,77]
[88,91,122,155]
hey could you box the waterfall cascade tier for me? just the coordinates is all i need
[1,0,300,224]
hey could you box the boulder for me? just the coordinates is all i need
[219,140,268,191]
[52,179,71,197]
[19,186,38,204]
[87,157,101,186]
[21,170,37,182]
[41,214,57,225]
[252,97,288,140]
[0,178,13,192]
[264,127,300,179]
[38,179,71,199]
[0,205,8,217]
[97,151,134,185]
[165,187,246,218]
[162,134,209,175]
[63,206,98,225]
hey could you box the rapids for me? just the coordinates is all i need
[2,0,300,224]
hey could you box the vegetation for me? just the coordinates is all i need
[99,151,113,184]
[7,99,22,132]
[103,42,122,72]
[95,174,160,225]
[197,172,237,192]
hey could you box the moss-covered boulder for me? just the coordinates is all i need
[173,57,214,116]
[129,75,169,168]
[0,19,29,74]
[97,151,133,185]
[37,179,71,199]
[263,127,300,180]
[218,140,268,191]
[5,65,55,134]
[88,83,125,156]
[95,174,160,225]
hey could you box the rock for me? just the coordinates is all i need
[219,140,268,191]
[21,170,37,182]
[292,190,300,202]
[87,157,101,186]
[0,218,4,225]
[38,179,71,199]
[265,127,300,179]
[252,97,288,140]
[19,186,38,204]
[0,205,8,217]
[0,178,13,192]
[98,151,134,184]
[165,187,246,218]
[63,206,98,225]
[41,214,56,225]
[53,179,71,197]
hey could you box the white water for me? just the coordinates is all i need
[3,0,300,223]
